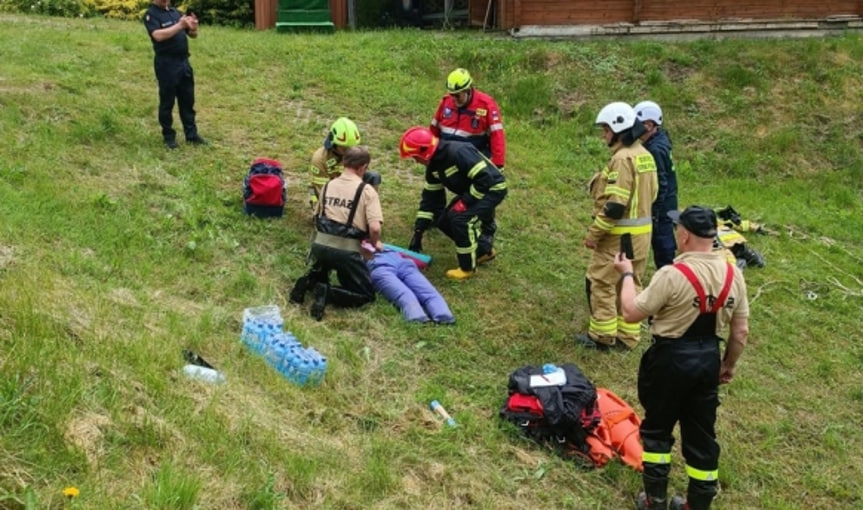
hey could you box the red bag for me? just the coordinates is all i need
[244,158,286,218]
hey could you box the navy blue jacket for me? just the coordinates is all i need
[143,4,189,58]
[643,128,678,214]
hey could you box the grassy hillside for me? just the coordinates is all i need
[1,13,862,509]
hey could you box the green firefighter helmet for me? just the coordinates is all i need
[325,117,361,150]
[446,68,473,94]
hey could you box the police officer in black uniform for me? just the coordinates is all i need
[614,206,750,510]
[143,0,206,149]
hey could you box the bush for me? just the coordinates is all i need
[94,0,147,20]
[3,0,95,17]
[183,0,253,27]
[1,0,254,25]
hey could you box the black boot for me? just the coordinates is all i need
[637,492,668,510]
[636,476,669,510]
[289,275,310,304]
[310,283,328,321]
[681,482,717,510]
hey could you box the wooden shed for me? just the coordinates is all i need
[470,0,863,36]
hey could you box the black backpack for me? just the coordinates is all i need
[243,158,286,218]
[499,363,600,464]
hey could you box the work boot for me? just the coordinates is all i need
[310,283,328,321]
[445,268,475,281]
[675,483,716,510]
[574,333,629,352]
[574,333,612,352]
[636,491,668,510]
[669,496,687,510]
[741,246,766,268]
[289,275,310,304]
[186,135,208,146]
[476,248,497,265]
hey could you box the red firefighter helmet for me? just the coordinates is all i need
[399,126,439,163]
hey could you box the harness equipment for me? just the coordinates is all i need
[670,262,734,338]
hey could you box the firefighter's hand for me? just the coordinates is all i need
[613,252,633,274]
[363,171,382,187]
[719,362,736,384]
[583,238,597,250]
[408,229,424,253]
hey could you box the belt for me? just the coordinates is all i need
[313,232,361,251]
[610,217,653,235]
[651,335,721,345]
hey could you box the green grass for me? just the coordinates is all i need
[1,13,863,509]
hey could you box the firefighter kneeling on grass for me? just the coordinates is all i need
[576,102,657,351]
[399,126,507,280]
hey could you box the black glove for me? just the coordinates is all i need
[408,229,424,253]
[363,171,382,187]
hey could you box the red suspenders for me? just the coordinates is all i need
[672,262,734,313]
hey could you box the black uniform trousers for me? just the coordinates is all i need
[154,55,197,142]
[307,244,375,308]
[638,335,721,507]
[437,196,500,271]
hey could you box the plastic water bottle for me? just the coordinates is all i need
[240,319,259,351]
[241,305,283,353]
[295,351,312,386]
[305,347,327,386]
[430,400,457,427]
[183,364,226,384]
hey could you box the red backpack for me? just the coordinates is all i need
[243,158,286,218]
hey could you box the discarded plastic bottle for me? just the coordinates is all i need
[183,364,226,384]
[430,400,457,427]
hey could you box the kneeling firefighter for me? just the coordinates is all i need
[290,146,384,321]
[307,117,382,211]
[399,126,507,280]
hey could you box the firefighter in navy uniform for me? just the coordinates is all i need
[143,0,206,149]
[636,100,678,269]
[290,146,384,321]
[576,102,657,351]
[399,126,507,281]
[430,68,506,263]
[614,206,750,510]
[307,117,382,211]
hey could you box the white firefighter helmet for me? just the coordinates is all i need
[635,101,663,126]
[595,102,636,134]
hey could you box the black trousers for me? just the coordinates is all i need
[308,244,375,308]
[154,56,197,141]
[437,197,502,271]
[638,337,721,503]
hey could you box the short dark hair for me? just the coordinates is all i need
[342,146,371,169]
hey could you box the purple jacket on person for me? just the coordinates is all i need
[367,251,454,324]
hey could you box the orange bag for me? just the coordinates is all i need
[585,388,644,471]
